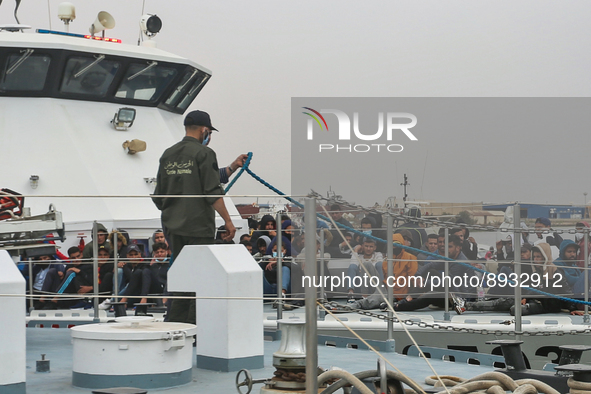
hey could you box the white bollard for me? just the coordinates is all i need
[0,250,26,393]
[168,244,264,371]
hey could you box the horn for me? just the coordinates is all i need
[89,11,115,35]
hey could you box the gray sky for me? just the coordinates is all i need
[4,1,591,206]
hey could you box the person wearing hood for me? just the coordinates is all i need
[250,215,277,248]
[383,234,419,299]
[281,220,294,241]
[253,235,272,262]
[260,236,295,299]
[82,222,111,259]
[552,239,581,288]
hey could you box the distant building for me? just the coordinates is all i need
[483,203,585,220]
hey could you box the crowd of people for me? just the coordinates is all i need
[233,207,591,317]
[218,211,591,319]
[23,227,170,312]
[20,206,591,318]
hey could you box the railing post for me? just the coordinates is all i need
[443,227,450,322]
[304,198,318,394]
[513,203,522,339]
[92,221,99,321]
[386,214,394,343]
[28,257,33,310]
[319,228,326,320]
[113,229,119,300]
[585,228,589,324]
[276,212,283,319]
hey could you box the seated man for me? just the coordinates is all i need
[31,254,65,309]
[68,245,113,310]
[240,240,253,254]
[345,237,383,300]
[349,234,417,310]
[386,235,469,312]
[253,236,271,262]
[118,245,148,307]
[141,242,169,305]
[260,237,293,297]
[552,239,581,288]
[35,247,82,309]
[82,223,110,259]
[452,226,478,261]
[416,233,439,266]
[453,243,570,316]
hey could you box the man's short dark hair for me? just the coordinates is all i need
[451,227,463,235]
[449,234,463,247]
[330,204,341,211]
[152,242,168,252]
[361,217,375,227]
[427,233,438,240]
[438,228,446,237]
[535,217,552,227]
[362,237,376,245]
[239,234,250,242]
[68,246,81,256]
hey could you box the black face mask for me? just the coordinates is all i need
[393,247,402,255]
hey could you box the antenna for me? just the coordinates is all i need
[400,173,409,203]
[14,0,22,24]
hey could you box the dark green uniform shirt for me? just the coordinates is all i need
[152,136,225,238]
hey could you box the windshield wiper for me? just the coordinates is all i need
[74,54,105,78]
[6,48,34,74]
[127,61,158,81]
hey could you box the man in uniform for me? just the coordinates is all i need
[152,110,236,323]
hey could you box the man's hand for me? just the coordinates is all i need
[58,271,64,279]
[222,221,236,241]
[230,154,248,171]
[78,286,93,295]
[265,260,277,271]
[468,236,476,245]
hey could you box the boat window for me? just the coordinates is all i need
[60,56,120,96]
[176,74,210,111]
[0,51,51,91]
[115,62,177,102]
[165,69,196,106]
